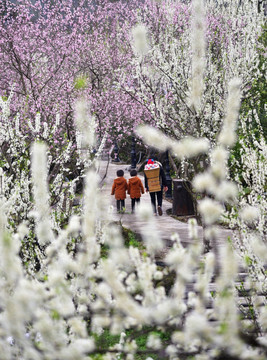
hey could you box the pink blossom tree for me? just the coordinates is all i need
[0,0,150,148]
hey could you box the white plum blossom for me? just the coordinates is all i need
[240,205,260,223]
[67,215,81,236]
[170,137,210,159]
[136,125,169,152]
[137,126,210,159]
[190,0,206,111]
[34,112,41,133]
[204,252,215,276]
[218,78,242,148]
[215,180,238,202]
[259,306,267,331]
[204,225,219,241]
[210,146,229,179]
[136,203,164,254]
[250,235,267,262]
[198,198,223,225]
[185,312,211,342]
[193,172,216,193]
[153,270,163,280]
[188,218,198,239]
[31,142,54,245]
[146,333,162,350]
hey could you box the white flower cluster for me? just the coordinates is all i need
[0,94,108,273]
[136,125,209,159]
[240,205,260,224]
[218,78,242,147]
[190,0,206,111]
[198,198,223,225]
[31,143,54,246]
[191,76,242,229]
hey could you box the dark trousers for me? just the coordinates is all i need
[116,199,125,212]
[131,198,140,212]
[150,191,163,213]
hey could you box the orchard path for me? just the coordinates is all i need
[98,161,233,258]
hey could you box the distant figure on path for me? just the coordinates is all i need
[111,169,128,213]
[144,159,168,216]
[128,169,145,213]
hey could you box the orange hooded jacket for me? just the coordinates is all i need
[111,177,128,200]
[128,176,144,199]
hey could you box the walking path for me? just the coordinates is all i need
[97,162,266,319]
[98,161,232,252]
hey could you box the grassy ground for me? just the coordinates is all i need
[91,327,172,360]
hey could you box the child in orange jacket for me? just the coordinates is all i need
[111,169,128,213]
[128,169,145,213]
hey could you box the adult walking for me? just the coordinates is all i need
[144,158,168,216]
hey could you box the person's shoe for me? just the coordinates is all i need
[157,206,163,216]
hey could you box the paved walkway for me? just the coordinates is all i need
[98,161,232,251]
